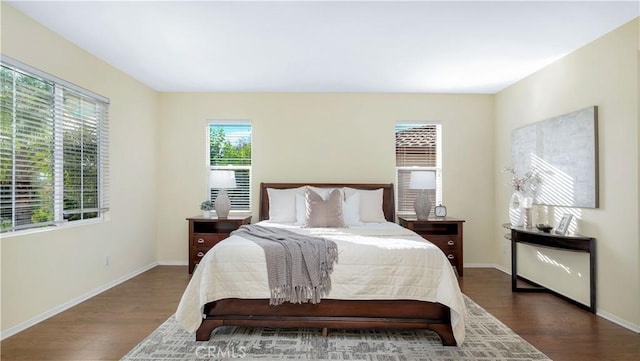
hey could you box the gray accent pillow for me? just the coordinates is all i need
[305,188,346,228]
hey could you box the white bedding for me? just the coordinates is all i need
[176,221,466,344]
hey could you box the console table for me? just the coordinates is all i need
[510,226,596,313]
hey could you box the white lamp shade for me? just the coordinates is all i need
[409,170,436,190]
[210,170,237,189]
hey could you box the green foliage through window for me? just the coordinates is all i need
[209,123,251,211]
[0,60,109,233]
[209,124,251,166]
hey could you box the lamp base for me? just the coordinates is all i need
[214,190,231,218]
[414,190,432,220]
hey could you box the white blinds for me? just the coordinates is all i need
[395,123,441,214]
[209,122,251,211]
[58,88,110,219]
[0,60,109,233]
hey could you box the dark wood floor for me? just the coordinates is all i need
[2,267,638,360]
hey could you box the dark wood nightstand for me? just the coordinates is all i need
[398,216,465,277]
[186,215,251,274]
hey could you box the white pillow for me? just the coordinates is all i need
[295,193,306,225]
[342,191,362,226]
[344,187,386,223]
[267,187,305,223]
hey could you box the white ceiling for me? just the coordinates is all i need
[7,1,639,94]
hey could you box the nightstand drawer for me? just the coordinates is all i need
[425,236,461,251]
[192,248,211,261]
[191,233,228,248]
[442,250,460,265]
[427,237,460,270]
[397,216,465,277]
[187,215,251,274]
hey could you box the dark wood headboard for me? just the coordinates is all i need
[259,182,395,222]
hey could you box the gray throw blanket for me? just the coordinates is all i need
[231,224,338,305]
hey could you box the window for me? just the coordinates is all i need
[208,122,251,212]
[395,123,442,215]
[0,58,109,233]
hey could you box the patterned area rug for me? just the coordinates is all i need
[122,295,551,360]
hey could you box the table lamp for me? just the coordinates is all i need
[409,170,436,220]
[210,170,237,218]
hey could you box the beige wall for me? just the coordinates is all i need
[3,2,637,337]
[1,4,160,333]
[495,19,639,328]
[156,93,495,266]
[637,21,640,316]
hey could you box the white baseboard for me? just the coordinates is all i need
[596,310,640,333]
[158,260,188,266]
[464,263,639,334]
[4,261,637,340]
[0,261,158,341]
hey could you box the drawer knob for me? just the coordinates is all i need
[447,240,455,246]
[197,238,205,244]
[447,254,455,259]
[197,252,205,257]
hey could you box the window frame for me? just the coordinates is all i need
[1,56,109,235]
[395,122,443,216]
[206,121,252,214]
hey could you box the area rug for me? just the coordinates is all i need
[122,295,551,360]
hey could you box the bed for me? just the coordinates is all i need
[176,183,466,346]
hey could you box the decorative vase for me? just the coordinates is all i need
[202,210,211,218]
[509,190,524,227]
[522,194,534,228]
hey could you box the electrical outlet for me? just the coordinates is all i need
[502,244,508,254]
[105,255,110,266]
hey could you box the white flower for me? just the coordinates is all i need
[503,167,540,193]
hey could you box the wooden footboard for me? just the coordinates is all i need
[195,298,457,346]
[194,183,458,346]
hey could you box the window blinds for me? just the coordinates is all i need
[209,123,251,211]
[58,88,110,220]
[0,59,109,233]
[395,123,441,214]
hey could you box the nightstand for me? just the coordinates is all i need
[398,216,465,277]
[186,215,251,274]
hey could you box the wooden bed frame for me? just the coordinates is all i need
[195,182,457,346]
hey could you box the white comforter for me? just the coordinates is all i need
[176,221,466,344]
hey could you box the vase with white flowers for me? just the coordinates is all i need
[503,167,539,227]
[200,200,213,218]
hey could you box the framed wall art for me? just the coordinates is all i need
[511,106,599,208]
